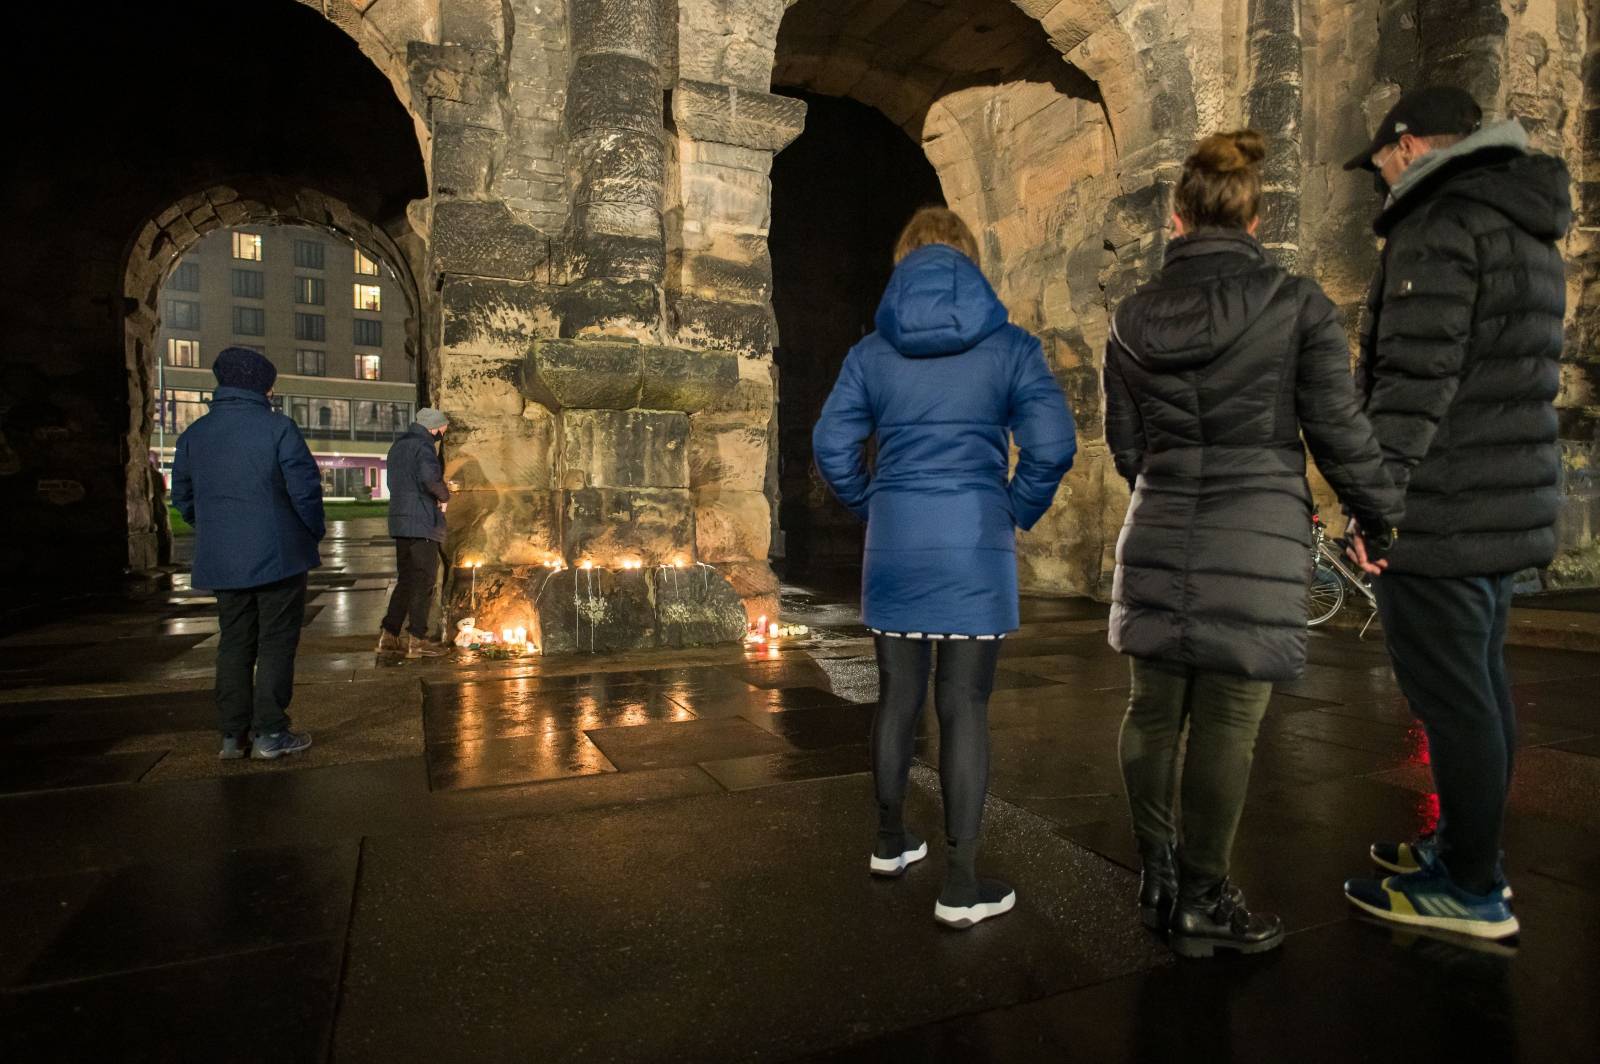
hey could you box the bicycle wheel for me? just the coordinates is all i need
[1307,557,1345,626]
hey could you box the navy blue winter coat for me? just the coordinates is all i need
[386,424,449,542]
[813,244,1077,635]
[170,387,325,590]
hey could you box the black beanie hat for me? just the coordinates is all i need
[212,347,278,394]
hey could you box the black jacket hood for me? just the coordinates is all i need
[1112,229,1283,372]
[1377,148,1572,241]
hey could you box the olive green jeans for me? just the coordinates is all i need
[1118,657,1273,879]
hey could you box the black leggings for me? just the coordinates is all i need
[873,636,1001,842]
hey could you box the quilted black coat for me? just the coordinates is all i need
[1358,133,1571,577]
[1105,230,1401,681]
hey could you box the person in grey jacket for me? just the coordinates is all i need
[378,408,451,658]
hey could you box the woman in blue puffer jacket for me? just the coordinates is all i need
[813,207,1077,928]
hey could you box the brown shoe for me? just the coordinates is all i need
[405,633,451,658]
[376,628,402,654]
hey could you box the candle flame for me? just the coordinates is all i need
[580,560,593,570]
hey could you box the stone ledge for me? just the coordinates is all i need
[671,81,807,152]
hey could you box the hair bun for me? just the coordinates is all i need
[1190,129,1266,174]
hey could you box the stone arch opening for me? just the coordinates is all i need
[767,0,1132,596]
[769,91,944,579]
[3,0,427,585]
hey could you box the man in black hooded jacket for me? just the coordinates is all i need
[1341,87,1571,941]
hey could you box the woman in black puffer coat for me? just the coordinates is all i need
[1104,130,1402,958]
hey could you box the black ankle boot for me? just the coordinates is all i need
[1170,872,1284,958]
[1136,840,1178,932]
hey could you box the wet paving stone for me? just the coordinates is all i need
[422,686,693,745]
[585,716,794,772]
[740,702,878,749]
[699,744,871,791]
[332,772,1167,1063]
[425,731,618,791]
[17,842,357,986]
[687,685,856,719]
[1,939,342,1063]
[0,749,166,795]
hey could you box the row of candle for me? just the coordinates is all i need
[459,558,697,571]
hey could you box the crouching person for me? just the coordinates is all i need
[171,347,324,760]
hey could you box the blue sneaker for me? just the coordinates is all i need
[218,734,249,761]
[251,730,312,760]
[1370,837,1512,901]
[1344,864,1519,940]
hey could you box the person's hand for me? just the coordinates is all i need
[438,502,448,514]
[1344,520,1388,576]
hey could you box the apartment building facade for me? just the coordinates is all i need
[152,224,417,498]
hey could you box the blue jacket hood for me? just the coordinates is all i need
[874,244,1009,357]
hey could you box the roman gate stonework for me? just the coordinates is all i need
[2,0,1598,649]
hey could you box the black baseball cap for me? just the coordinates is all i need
[1343,86,1483,171]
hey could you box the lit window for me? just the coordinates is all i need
[295,313,325,342]
[231,269,264,299]
[166,338,200,367]
[353,283,382,312]
[296,276,325,305]
[165,299,200,330]
[232,232,263,261]
[294,239,325,270]
[296,349,326,376]
[354,248,380,276]
[232,306,266,336]
[169,262,200,292]
[353,318,382,347]
[354,354,382,380]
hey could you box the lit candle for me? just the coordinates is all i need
[580,560,593,571]
[513,626,527,645]
[769,622,779,638]
[502,627,514,644]
[673,558,685,568]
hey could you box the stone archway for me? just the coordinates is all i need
[121,181,428,567]
[1,0,429,585]
[665,0,1201,599]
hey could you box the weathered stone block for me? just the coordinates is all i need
[571,130,666,210]
[715,559,780,625]
[570,0,662,61]
[432,123,501,199]
[564,488,694,567]
[670,295,774,354]
[559,278,663,339]
[438,354,526,417]
[447,489,563,567]
[688,413,768,492]
[541,566,660,654]
[569,226,666,284]
[695,489,771,562]
[441,277,562,359]
[523,339,643,409]
[671,80,807,151]
[640,346,739,411]
[407,42,504,128]
[567,53,660,137]
[443,407,558,490]
[559,409,689,489]
[432,200,549,281]
[651,564,750,648]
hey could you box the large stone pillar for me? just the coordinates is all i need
[666,81,806,625]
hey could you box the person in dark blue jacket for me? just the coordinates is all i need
[813,207,1077,929]
[378,408,451,658]
[171,347,325,761]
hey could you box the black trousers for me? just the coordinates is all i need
[215,572,308,737]
[1375,571,1516,894]
[873,636,1001,842]
[383,537,441,639]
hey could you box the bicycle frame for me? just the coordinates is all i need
[1310,516,1380,638]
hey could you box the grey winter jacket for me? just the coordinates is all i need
[386,424,449,542]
